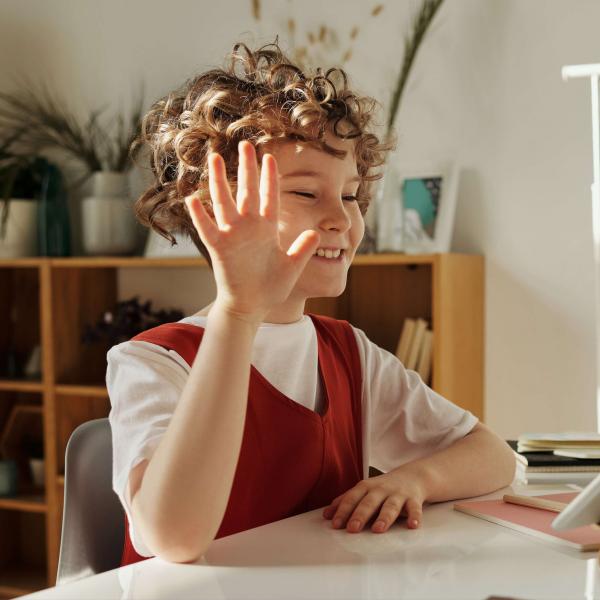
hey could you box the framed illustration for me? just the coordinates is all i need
[399,162,460,254]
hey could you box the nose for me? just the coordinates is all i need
[318,197,352,233]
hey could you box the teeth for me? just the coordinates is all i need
[315,248,341,259]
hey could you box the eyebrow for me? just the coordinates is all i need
[282,169,361,184]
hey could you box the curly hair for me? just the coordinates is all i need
[132,39,395,269]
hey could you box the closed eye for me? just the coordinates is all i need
[292,192,358,202]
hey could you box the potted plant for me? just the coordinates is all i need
[0,82,144,256]
[0,133,52,257]
[375,0,446,253]
[82,296,185,348]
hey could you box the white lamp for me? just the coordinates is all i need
[562,63,600,431]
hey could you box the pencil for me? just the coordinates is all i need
[502,494,569,513]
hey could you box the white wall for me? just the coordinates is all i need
[1,0,598,438]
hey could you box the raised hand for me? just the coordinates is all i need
[185,140,320,325]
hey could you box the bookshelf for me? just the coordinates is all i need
[0,252,483,595]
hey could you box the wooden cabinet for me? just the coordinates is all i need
[0,252,483,596]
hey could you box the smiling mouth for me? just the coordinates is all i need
[312,249,346,262]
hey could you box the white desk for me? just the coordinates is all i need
[21,483,599,600]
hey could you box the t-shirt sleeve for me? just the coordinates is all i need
[351,325,479,474]
[106,339,189,557]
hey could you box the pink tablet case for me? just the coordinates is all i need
[454,492,600,551]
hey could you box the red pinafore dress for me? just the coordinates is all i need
[120,313,363,565]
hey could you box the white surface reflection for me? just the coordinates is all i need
[19,485,600,600]
[110,485,600,600]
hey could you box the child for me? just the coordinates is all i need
[107,40,516,566]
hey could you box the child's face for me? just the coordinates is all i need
[263,131,364,301]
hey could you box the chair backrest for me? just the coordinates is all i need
[56,418,124,585]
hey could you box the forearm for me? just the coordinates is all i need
[397,423,516,504]
[133,305,259,562]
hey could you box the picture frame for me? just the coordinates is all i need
[398,161,460,254]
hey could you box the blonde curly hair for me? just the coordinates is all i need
[132,39,394,268]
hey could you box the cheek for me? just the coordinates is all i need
[350,211,365,246]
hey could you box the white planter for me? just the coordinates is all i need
[144,230,200,257]
[81,172,138,256]
[375,160,405,253]
[0,199,38,257]
[29,458,45,488]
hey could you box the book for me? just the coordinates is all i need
[405,318,428,370]
[454,492,600,551]
[416,329,433,383]
[515,464,598,488]
[395,318,416,364]
[518,432,600,453]
[508,440,600,472]
[554,449,600,459]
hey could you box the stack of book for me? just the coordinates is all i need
[509,432,600,484]
[395,318,433,383]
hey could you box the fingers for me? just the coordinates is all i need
[184,194,218,247]
[286,230,320,267]
[208,152,238,228]
[328,487,369,531]
[236,141,260,215]
[324,489,422,534]
[371,496,406,533]
[259,153,279,222]
[322,493,345,519]
[403,498,423,529]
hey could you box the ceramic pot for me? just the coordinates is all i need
[81,172,137,256]
[0,199,38,257]
[0,459,17,497]
[29,458,45,488]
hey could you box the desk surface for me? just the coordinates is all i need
[22,483,600,600]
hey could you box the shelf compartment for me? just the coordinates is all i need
[0,397,44,497]
[0,393,44,500]
[0,267,41,381]
[0,564,47,598]
[0,510,47,596]
[344,263,433,354]
[51,267,117,386]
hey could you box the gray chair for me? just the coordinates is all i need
[56,418,124,585]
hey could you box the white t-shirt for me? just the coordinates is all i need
[107,314,478,557]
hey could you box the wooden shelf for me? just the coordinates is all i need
[0,251,485,590]
[0,252,439,270]
[0,259,44,268]
[0,380,43,393]
[0,494,46,513]
[54,385,108,398]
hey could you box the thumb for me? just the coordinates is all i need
[286,230,321,268]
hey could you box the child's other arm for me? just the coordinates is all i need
[403,421,516,502]
[323,422,515,534]
[128,142,319,563]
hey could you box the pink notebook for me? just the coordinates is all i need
[454,492,600,551]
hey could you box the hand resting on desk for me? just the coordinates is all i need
[322,421,516,535]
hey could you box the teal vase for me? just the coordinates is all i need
[38,164,71,257]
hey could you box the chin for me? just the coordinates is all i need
[307,280,347,299]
